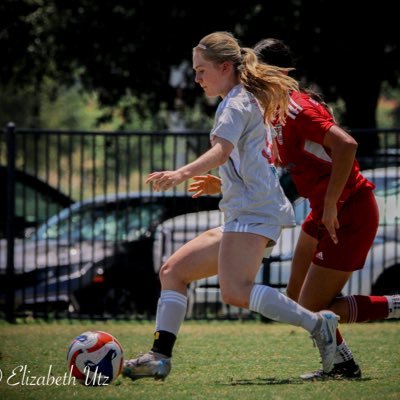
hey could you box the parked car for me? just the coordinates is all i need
[153,167,400,317]
[0,191,221,316]
[0,165,74,238]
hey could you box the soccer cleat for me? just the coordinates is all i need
[300,359,362,380]
[122,351,172,381]
[310,310,339,373]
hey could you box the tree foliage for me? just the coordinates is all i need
[1,1,399,150]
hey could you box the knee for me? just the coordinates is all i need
[220,285,248,309]
[159,260,185,286]
[159,262,170,284]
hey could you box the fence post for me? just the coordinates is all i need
[5,122,16,322]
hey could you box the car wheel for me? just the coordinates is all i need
[371,264,400,295]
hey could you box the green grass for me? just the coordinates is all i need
[0,320,399,400]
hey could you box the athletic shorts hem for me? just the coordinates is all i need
[221,219,282,247]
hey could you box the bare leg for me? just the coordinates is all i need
[287,230,317,301]
[218,231,268,307]
[160,227,222,293]
[298,264,352,312]
[217,232,324,332]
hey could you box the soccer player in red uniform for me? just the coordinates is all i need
[252,38,400,379]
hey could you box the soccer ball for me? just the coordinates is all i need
[67,330,124,386]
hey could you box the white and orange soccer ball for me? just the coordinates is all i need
[67,330,124,386]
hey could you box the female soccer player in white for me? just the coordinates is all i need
[122,31,338,382]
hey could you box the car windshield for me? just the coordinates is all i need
[32,202,164,242]
[367,175,399,225]
[15,181,67,224]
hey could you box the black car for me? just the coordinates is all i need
[0,166,74,238]
[0,191,221,316]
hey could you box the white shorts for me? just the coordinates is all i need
[220,218,282,252]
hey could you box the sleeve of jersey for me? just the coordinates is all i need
[210,106,246,148]
[296,102,335,144]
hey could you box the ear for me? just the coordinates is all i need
[221,61,233,74]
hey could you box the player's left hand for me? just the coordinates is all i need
[321,205,339,244]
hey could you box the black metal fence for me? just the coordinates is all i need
[1,124,399,321]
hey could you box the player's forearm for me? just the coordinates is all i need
[177,143,230,181]
[324,141,357,206]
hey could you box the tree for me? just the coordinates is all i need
[295,1,400,155]
[242,1,400,155]
[1,1,399,153]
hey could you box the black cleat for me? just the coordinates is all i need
[300,359,362,380]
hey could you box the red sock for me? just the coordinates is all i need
[347,295,389,322]
[336,329,344,345]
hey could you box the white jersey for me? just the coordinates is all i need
[211,84,295,228]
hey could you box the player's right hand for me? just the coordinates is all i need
[188,174,222,198]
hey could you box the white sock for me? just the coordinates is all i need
[334,340,354,364]
[249,284,319,333]
[385,295,400,319]
[155,290,187,335]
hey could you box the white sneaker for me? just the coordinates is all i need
[122,351,171,381]
[310,310,339,373]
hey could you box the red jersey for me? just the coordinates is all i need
[274,91,374,212]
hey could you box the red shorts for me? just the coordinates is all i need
[302,188,379,271]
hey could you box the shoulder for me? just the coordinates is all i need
[224,85,256,109]
[290,91,320,110]
[288,91,332,121]
[219,86,260,122]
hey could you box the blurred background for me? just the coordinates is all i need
[1,1,399,144]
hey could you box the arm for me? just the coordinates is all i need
[322,125,358,243]
[146,136,233,191]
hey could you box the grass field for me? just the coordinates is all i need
[0,319,399,400]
